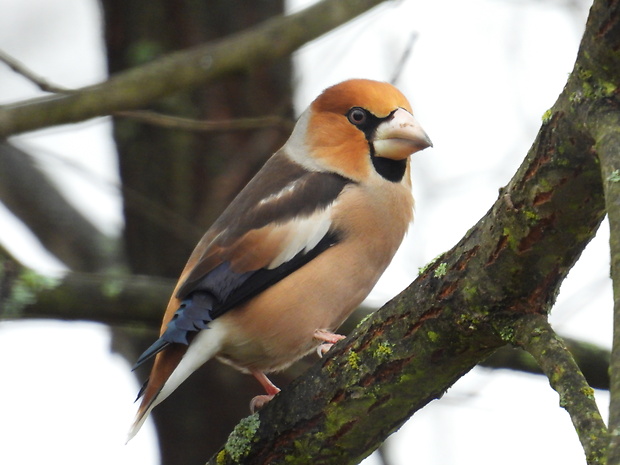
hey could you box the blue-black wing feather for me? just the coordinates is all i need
[132,231,340,371]
[134,154,352,371]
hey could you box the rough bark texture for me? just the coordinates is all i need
[204,106,606,463]
[205,0,619,462]
[594,59,620,465]
[513,315,608,463]
[569,1,620,462]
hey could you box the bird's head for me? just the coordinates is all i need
[285,79,432,182]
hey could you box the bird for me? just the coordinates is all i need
[127,78,432,440]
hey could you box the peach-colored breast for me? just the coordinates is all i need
[215,172,414,373]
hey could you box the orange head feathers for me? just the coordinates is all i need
[288,79,432,182]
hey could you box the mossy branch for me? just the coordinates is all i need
[0,251,172,328]
[0,0,386,137]
[512,314,608,464]
[481,339,610,390]
[593,108,620,463]
[206,0,620,462]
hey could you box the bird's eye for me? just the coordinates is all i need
[347,107,368,126]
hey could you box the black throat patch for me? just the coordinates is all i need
[370,155,407,182]
[349,108,407,183]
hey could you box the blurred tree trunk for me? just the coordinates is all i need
[101,1,293,462]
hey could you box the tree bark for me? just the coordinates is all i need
[204,0,619,462]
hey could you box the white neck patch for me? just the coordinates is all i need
[281,109,324,172]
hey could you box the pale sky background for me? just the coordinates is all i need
[0,0,611,464]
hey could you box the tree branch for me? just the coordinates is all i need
[512,314,608,463]
[114,110,294,133]
[0,49,72,94]
[481,338,610,390]
[0,249,171,326]
[0,0,387,137]
[593,103,620,462]
[0,141,120,271]
[207,35,609,465]
[202,0,620,460]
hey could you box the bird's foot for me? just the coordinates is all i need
[314,329,346,358]
[250,370,280,412]
[250,394,277,413]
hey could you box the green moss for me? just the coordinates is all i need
[531,327,544,337]
[559,392,568,409]
[502,227,519,250]
[433,263,447,278]
[356,312,374,328]
[374,342,393,361]
[538,178,552,191]
[348,351,361,370]
[600,80,617,96]
[462,285,478,303]
[286,438,313,463]
[418,253,443,275]
[607,169,620,183]
[498,325,515,343]
[569,91,583,104]
[457,313,479,331]
[216,449,227,465]
[580,386,595,399]
[102,278,124,298]
[523,209,540,225]
[427,331,440,343]
[224,414,260,462]
[542,109,553,123]
[4,269,60,317]
[575,65,618,100]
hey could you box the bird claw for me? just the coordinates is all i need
[317,343,335,357]
[314,329,346,358]
[250,394,276,413]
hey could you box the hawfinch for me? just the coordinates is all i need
[128,79,432,440]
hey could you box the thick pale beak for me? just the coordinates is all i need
[373,108,433,160]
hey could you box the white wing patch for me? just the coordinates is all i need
[257,179,302,207]
[267,207,334,269]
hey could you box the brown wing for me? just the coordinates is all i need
[131,151,352,433]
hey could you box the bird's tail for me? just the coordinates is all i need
[127,319,226,442]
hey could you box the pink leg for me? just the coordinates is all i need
[250,370,281,412]
[314,329,346,357]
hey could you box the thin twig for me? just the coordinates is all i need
[390,31,418,85]
[0,0,388,137]
[512,314,608,464]
[0,49,72,94]
[114,110,294,133]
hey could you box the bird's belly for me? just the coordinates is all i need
[214,239,390,373]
